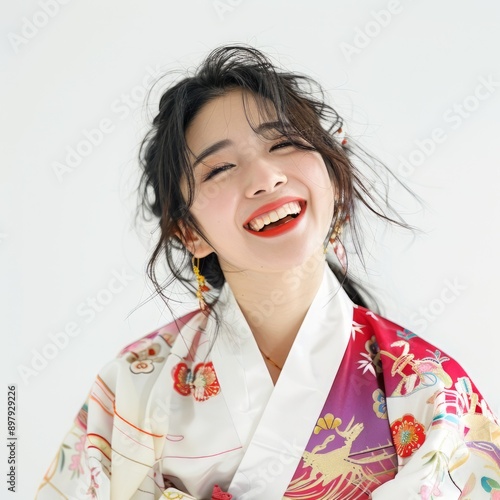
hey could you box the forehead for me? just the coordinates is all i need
[185,89,277,153]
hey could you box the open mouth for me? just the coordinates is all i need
[244,200,306,237]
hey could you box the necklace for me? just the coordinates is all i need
[257,346,283,371]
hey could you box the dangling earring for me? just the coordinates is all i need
[324,221,347,272]
[192,256,210,312]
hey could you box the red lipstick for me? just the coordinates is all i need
[243,197,306,238]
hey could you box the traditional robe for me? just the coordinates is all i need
[36,267,500,499]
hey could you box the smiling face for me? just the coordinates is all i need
[183,89,336,275]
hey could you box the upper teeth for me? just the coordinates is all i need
[247,201,301,231]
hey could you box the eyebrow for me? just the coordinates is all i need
[192,139,231,168]
[192,121,287,168]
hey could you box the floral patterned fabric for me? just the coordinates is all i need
[284,305,500,498]
[36,271,500,499]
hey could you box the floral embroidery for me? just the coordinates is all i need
[418,482,442,499]
[122,340,165,374]
[130,359,155,374]
[172,361,220,401]
[212,484,233,499]
[390,413,426,458]
[314,413,341,434]
[118,336,155,357]
[87,467,101,499]
[372,388,388,419]
[68,434,86,476]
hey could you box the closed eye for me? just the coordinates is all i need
[202,163,235,182]
[270,140,294,151]
[270,137,315,152]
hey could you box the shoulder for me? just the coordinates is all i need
[351,313,500,496]
[352,304,486,400]
[95,309,204,389]
[117,310,201,357]
[354,304,456,359]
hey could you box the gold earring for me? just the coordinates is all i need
[192,256,209,311]
[328,222,343,247]
[324,221,347,272]
[324,220,343,253]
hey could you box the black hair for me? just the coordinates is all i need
[137,44,413,314]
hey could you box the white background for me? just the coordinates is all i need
[2,1,500,497]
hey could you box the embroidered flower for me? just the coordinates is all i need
[118,337,155,357]
[130,359,155,374]
[172,361,220,401]
[212,484,233,499]
[68,434,86,475]
[372,388,387,419]
[124,340,165,375]
[173,363,193,396]
[191,363,220,401]
[314,413,341,434]
[419,483,442,499]
[87,467,101,499]
[390,413,426,458]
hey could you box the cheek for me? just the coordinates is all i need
[190,182,226,214]
[311,171,336,205]
[301,156,334,188]
[191,187,239,236]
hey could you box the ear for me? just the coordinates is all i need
[175,221,213,258]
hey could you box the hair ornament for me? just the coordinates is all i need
[336,126,347,147]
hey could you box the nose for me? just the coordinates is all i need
[244,157,287,197]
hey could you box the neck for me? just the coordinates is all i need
[222,246,326,368]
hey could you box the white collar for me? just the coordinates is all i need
[208,265,354,498]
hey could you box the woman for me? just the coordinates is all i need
[37,45,500,499]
